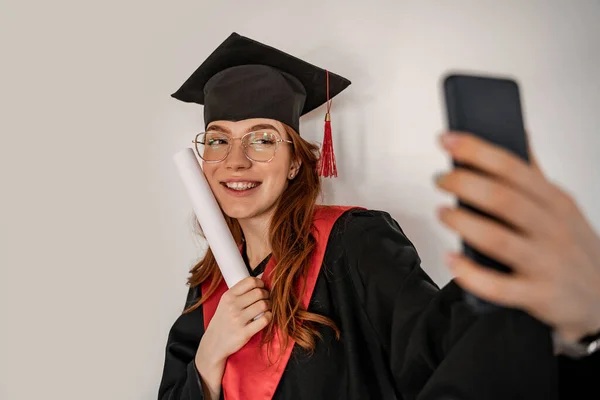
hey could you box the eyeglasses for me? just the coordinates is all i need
[192,130,293,163]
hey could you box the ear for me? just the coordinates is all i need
[288,158,302,179]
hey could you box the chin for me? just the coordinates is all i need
[221,202,275,220]
[219,201,266,221]
[221,205,256,220]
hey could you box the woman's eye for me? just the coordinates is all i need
[252,138,275,145]
[208,138,228,146]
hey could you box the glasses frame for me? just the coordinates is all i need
[192,130,293,163]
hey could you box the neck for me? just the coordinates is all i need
[238,211,273,271]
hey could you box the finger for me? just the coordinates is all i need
[435,168,553,235]
[237,288,270,309]
[229,276,264,296]
[446,252,533,309]
[438,206,537,274]
[440,132,561,209]
[524,130,544,175]
[579,216,600,262]
[244,311,272,337]
[241,299,271,323]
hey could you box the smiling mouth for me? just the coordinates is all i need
[221,181,262,191]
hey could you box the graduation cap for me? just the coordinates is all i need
[171,32,351,177]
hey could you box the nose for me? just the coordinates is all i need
[224,139,252,171]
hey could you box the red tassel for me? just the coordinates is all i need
[318,112,337,177]
[318,70,338,178]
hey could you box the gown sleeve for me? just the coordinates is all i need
[342,209,598,400]
[157,285,212,400]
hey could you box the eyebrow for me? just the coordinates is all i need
[206,123,281,134]
[205,124,231,133]
[247,123,280,133]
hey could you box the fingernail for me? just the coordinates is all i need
[433,171,446,184]
[440,133,459,148]
[445,252,460,268]
[437,205,451,218]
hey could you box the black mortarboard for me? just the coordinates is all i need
[171,33,350,177]
[171,32,350,133]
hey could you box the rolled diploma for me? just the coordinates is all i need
[173,148,250,288]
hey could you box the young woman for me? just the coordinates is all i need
[158,33,600,400]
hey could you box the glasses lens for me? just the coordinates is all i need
[196,132,230,161]
[243,131,278,161]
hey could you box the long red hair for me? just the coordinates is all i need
[183,124,340,355]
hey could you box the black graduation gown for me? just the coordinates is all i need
[157,209,599,400]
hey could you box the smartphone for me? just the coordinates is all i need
[442,73,530,314]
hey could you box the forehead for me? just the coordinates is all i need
[206,118,289,139]
[208,118,283,131]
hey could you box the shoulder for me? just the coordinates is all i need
[334,207,403,232]
[324,206,439,307]
[184,284,202,309]
[317,206,425,285]
[328,207,419,259]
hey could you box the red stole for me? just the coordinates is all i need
[201,205,358,399]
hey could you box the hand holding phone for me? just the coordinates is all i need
[442,73,530,314]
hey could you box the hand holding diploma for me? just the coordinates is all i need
[173,148,273,398]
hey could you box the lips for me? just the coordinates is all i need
[220,181,262,191]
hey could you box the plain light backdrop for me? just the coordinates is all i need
[2,1,599,399]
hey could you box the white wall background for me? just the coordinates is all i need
[2,1,599,399]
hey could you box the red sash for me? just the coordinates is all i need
[201,205,358,399]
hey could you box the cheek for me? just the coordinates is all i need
[260,166,289,196]
[270,174,288,194]
[202,165,220,189]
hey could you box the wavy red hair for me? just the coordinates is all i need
[183,124,340,356]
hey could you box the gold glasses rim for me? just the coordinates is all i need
[192,130,293,163]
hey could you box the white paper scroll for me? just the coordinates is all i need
[173,148,250,288]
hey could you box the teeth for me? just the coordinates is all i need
[225,182,259,191]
